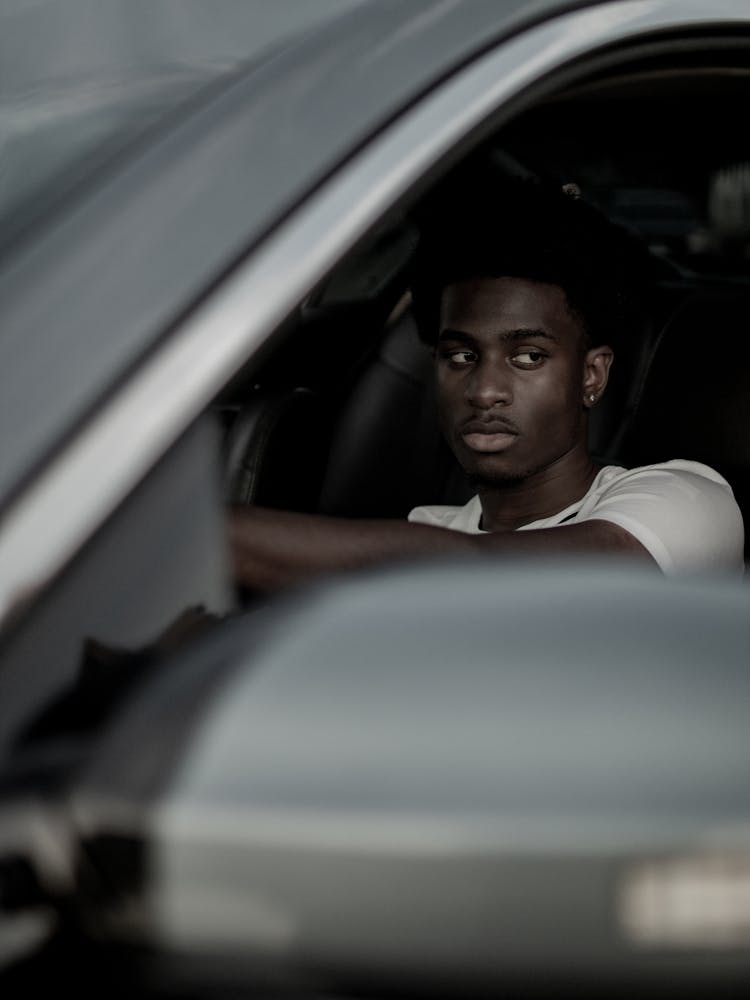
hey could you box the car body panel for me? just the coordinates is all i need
[0,0,365,242]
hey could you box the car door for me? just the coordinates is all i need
[2,0,750,986]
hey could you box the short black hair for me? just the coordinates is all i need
[410,174,652,350]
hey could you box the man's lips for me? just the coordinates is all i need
[460,418,519,454]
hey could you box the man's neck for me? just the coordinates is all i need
[477,447,601,532]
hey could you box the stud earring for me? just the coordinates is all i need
[588,393,596,403]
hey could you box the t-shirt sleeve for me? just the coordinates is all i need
[408,496,484,533]
[408,505,451,527]
[582,463,745,575]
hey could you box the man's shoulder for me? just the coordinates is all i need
[582,460,744,574]
[593,460,735,496]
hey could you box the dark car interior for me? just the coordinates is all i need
[218,53,750,562]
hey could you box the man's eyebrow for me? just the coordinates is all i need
[438,327,560,344]
[503,328,560,344]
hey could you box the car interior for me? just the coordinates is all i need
[217,52,750,565]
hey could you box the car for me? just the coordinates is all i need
[1,0,749,995]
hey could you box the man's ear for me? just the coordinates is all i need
[582,345,613,408]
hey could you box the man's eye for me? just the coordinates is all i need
[513,350,546,367]
[446,350,477,365]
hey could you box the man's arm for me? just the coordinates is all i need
[228,507,655,592]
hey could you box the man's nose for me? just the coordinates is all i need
[465,362,512,408]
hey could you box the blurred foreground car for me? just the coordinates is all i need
[1,0,749,995]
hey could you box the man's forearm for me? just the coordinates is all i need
[228,507,654,592]
[228,506,480,591]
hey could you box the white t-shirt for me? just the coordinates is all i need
[408,460,745,576]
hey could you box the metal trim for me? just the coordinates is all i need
[1,0,749,625]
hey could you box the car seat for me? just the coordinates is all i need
[223,301,389,513]
[618,289,750,558]
[317,307,472,518]
[224,387,331,512]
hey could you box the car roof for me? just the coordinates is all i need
[0,0,607,510]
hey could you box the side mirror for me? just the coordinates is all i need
[27,562,750,994]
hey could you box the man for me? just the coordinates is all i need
[229,179,744,589]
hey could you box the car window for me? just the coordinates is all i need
[4,7,750,648]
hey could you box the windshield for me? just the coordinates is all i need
[0,0,363,245]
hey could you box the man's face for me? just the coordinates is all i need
[435,276,601,485]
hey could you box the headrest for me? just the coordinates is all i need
[224,388,329,511]
[622,290,750,474]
